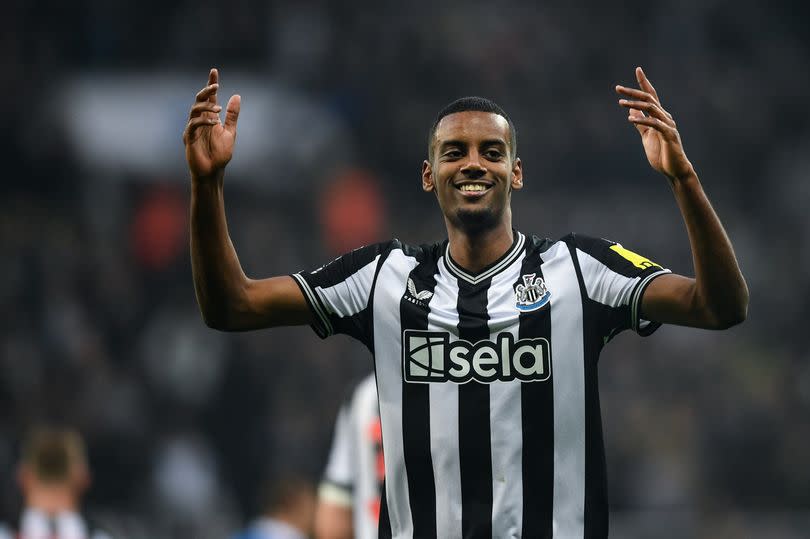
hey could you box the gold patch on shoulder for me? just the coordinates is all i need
[609,244,661,270]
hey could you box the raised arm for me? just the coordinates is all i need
[184,68,312,331]
[616,67,748,330]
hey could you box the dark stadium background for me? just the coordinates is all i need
[1,0,809,537]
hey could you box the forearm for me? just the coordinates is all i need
[190,171,249,328]
[670,171,748,325]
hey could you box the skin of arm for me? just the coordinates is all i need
[617,67,749,330]
[314,501,354,539]
[184,68,313,331]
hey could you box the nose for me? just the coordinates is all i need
[460,151,486,179]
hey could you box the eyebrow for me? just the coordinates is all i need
[438,139,508,152]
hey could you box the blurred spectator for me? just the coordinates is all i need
[231,477,316,539]
[0,426,112,539]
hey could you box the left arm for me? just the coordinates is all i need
[617,67,748,329]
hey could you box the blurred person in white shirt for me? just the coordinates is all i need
[0,427,111,539]
[315,374,382,539]
[231,477,315,539]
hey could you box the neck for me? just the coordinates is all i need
[446,215,514,273]
[25,488,79,515]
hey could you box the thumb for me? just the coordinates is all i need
[224,94,241,134]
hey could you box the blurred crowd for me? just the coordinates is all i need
[1,0,809,537]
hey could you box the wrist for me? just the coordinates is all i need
[667,167,698,187]
[190,168,225,187]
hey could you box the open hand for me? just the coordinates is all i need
[183,68,241,179]
[617,67,694,181]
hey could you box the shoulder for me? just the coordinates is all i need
[393,238,444,262]
[562,232,666,277]
[557,232,622,262]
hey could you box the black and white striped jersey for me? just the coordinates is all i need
[293,231,669,539]
[0,509,113,539]
[319,373,384,539]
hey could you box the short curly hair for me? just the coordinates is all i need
[427,96,517,161]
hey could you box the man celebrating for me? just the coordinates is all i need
[184,67,747,538]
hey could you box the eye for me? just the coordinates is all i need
[484,149,503,160]
[443,150,463,159]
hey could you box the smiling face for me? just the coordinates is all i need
[423,110,523,235]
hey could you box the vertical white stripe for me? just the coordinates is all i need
[373,249,419,538]
[317,256,382,317]
[355,375,381,539]
[542,241,586,538]
[487,256,525,537]
[427,265,462,539]
[575,249,640,308]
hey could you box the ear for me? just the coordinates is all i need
[74,464,91,494]
[422,160,435,192]
[17,465,31,492]
[511,157,523,190]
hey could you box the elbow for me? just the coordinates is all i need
[707,298,749,330]
[196,283,252,332]
[728,300,749,328]
[712,309,746,330]
[198,300,245,332]
[200,309,234,331]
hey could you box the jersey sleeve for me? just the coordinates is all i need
[318,398,355,508]
[570,233,670,339]
[291,242,391,346]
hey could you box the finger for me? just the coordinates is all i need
[188,101,222,120]
[208,69,219,108]
[627,107,647,135]
[636,67,661,103]
[628,115,677,139]
[195,83,219,102]
[223,94,241,135]
[619,99,675,126]
[615,86,673,119]
[183,115,219,143]
[616,85,655,103]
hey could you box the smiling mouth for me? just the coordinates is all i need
[456,183,492,194]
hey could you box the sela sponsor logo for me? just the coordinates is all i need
[404,277,433,307]
[403,330,551,384]
[514,273,551,312]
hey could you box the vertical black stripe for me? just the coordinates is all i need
[457,278,493,538]
[399,252,439,538]
[378,476,392,539]
[366,246,394,355]
[568,243,609,538]
[517,240,554,539]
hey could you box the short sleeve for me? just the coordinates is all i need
[570,234,670,339]
[319,399,355,508]
[291,242,392,346]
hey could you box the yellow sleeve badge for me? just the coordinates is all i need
[609,244,661,270]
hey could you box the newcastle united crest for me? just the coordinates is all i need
[515,273,551,312]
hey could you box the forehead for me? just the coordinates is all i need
[433,111,510,144]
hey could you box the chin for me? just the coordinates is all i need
[455,206,499,233]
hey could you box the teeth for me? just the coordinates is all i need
[460,184,487,192]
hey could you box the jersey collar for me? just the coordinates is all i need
[444,231,525,285]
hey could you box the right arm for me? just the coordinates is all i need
[185,69,312,331]
[314,502,353,539]
[314,401,356,539]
